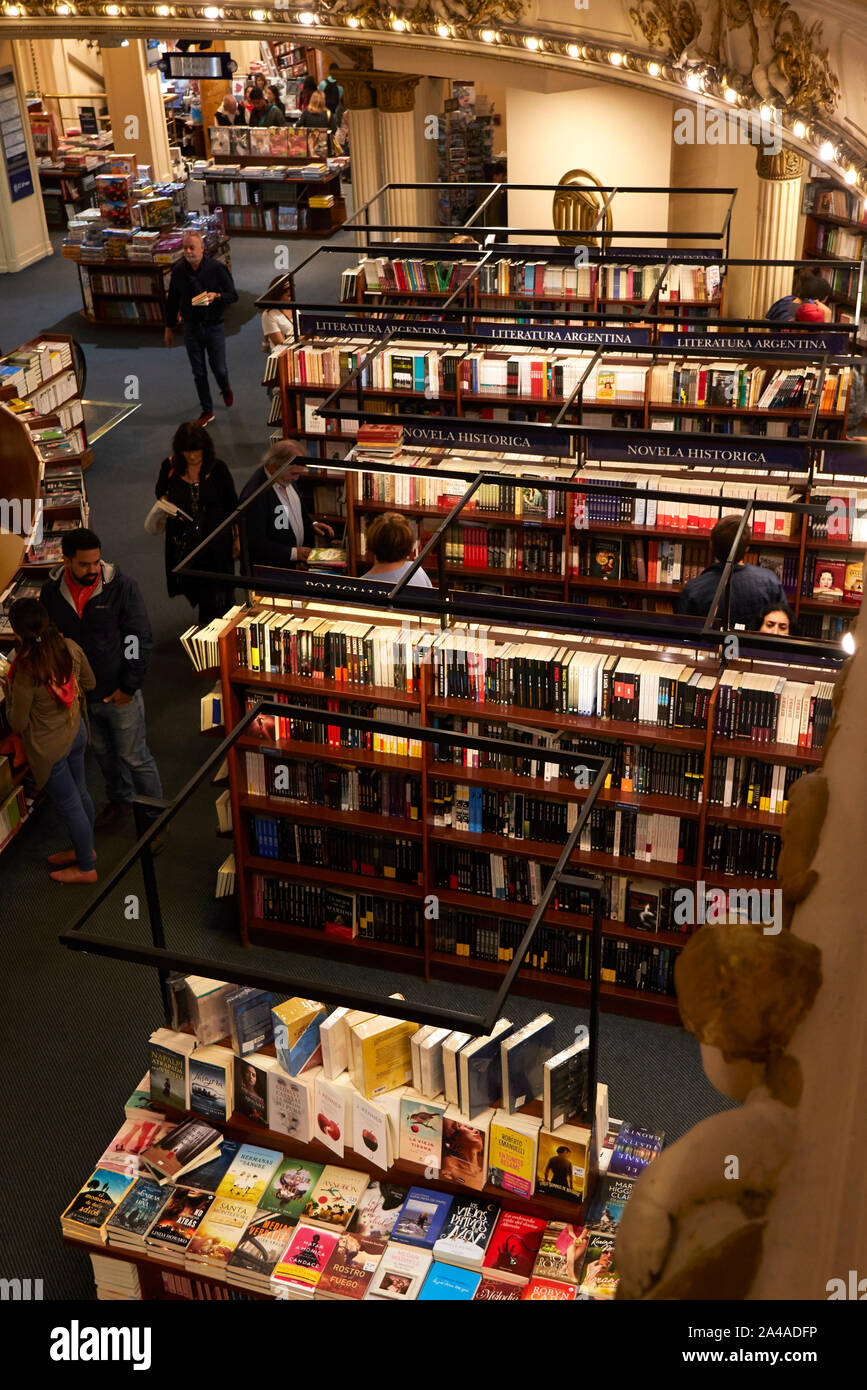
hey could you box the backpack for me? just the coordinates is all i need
[323,79,340,113]
[766,295,798,322]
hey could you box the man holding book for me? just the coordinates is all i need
[677,515,787,629]
[165,231,239,428]
[40,528,165,834]
[238,441,334,570]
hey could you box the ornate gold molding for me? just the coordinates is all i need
[320,1,524,26]
[756,148,805,181]
[335,71,377,112]
[553,170,612,250]
[370,74,422,115]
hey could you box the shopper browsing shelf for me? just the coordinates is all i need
[676,514,787,628]
[361,512,433,588]
[247,87,287,127]
[265,84,286,116]
[155,422,238,625]
[3,599,97,885]
[40,529,164,834]
[215,95,245,127]
[298,75,317,112]
[319,65,344,111]
[238,440,334,570]
[298,90,336,133]
[757,600,795,636]
[164,230,238,428]
[261,275,295,348]
[766,270,832,323]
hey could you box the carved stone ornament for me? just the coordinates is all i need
[755,147,805,180]
[629,0,840,116]
[371,74,422,114]
[336,71,377,111]
[320,0,525,28]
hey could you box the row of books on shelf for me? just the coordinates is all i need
[220,206,301,233]
[801,553,863,603]
[247,755,421,820]
[806,223,864,260]
[254,877,426,947]
[649,360,851,413]
[573,476,800,535]
[249,816,423,882]
[89,299,165,324]
[432,526,565,573]
[360,469,569,516]
[243,693,422,756]
[0,336,73,397]
[209,125,330,159]
[87,270,169,296]
[352,256,476,297]
[0,783,27,851]
[803,183,867,228]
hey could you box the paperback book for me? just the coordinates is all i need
[391,1187,453,1249]
[365,1242,432,1300]
[418,1262,482,1301]
[259,1158,324,1221]
[432,1195,500,1269]
[302,1165,369,1231]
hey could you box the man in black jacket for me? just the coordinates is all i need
[238,441,333,570]
[165,230,239,427]
[41,528,164,829]
[247,88,286,127]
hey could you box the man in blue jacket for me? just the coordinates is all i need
[165,229,239,427]
[41,528,164,829]
[238,440,333,570]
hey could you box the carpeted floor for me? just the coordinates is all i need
[0,224,734,1300]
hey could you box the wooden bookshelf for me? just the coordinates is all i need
[74,242,231,330]
[38,158,109,228]
[217,606,835,1024]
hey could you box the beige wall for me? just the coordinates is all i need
[0,40,52,273]
[414,76,447,235]
[102,41,171,182]
[21,38,106,137]
[669,136,760,317]
[506,83,673,246]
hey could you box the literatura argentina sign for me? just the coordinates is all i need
[659,331,850,353]
[584,432,808,471]
[474,323,651,347]
[298,315,463,339]
[297,316,651,348]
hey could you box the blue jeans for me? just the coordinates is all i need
[88,690,163,815]
[182,321,230,413]
[45,718,96,870]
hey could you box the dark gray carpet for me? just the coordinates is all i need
[0,225,733,1301]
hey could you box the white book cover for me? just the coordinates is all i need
[268,1067,313,1144]
[313,1073,351,1157]
[352,1092,392,1172]
[320,1008,350,1080]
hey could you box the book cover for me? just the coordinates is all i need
[440,1106,493,1190]
[543,1036,590,1131]
[459,1018,514,1119]
[226,1210,295,1283]
[61,1169,136,1237]
[140,1117,222,1183]
[320,1007,351,1079]
[273,997,325,1077]
[349,1182,408,1242]
[148,1036,190,1110]
[352,1092,392,1171]
[473,1275,524,1301]
[323,888,356,940]
[418,1262,482,1301]
[432,1195,500,1269]
[531,1221,588,1285]
[229,127,250,155]
[366,1242,432,1300]
[216,1145,282,1205]
[398,1091,447,1168]
[124,1074,169,1125]
[268,126,288,155]
[259,1157,324,1221]
[844,559,863,604]
[579,1230,619,1299]
[391,1187,454,1249]
[226,987,274,1056]
[145,1187,214,1254]
[812,557,846,600]
[524,1277,578,1300]
[272,1223,339,1296]
[500,1013,554,1112]
[234,1053,271,1126]
[105,1178,171,1243]
[173,1140,239,1194]
[249,128,271,156]
[268,1066,313,1144]
[608,1124,664,1178]
[303,1165,369,1231]
[313,1072,349,1157]
[209,126,230,155]
[488,1112,542,1199]
[536,1122,592,1203]
[589,538,621,581]
[317,1232,387,1300]
[185,1195,255,1270]
[287,127,308,157]
[98,1118,172,1177]
[189,1047,232,1123]
[350,1014,417,1099]
[584,1174,635,1233]
[482,1210,547,1284]
[626,879,662,933]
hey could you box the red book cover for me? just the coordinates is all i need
[482,1210,547,1284]
[523,1277,578,1300]
[474,1276,524,1301]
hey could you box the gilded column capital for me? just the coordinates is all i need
[370,74,422,115]
[756,149,806,182]
[335,71,376,112]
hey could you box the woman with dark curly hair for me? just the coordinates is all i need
[155,421,238,625]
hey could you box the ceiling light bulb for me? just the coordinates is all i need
[346,15,359,25]
[846,166,857,184]
[203,4,219,15]
[57,2,72,12]
[525,36,540,51]
[820,140,835,160]
[104,2,118,10]
[251,7,265,18]
[436,23,449,38]
[793,119,806,138]
[609,51,623,66]
[4,2,20,12]
[724,86,737,103]
[647,62,660,77]
[298,10,315,23]
[480,29,495,43]
[566,44,580,59]
[686,72,702,91]
[760,104,773,121]
[391,16,406,30]
[842,631,856,655]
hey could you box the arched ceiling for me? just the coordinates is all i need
[5,0,867,187]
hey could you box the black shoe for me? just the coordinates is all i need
[94,801,130,830]
[149,828,169,857]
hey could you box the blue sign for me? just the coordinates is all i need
[0,68,34,203]
[584,430,808,471]
[819,444,867,477]
[299,314,464,340]
[474,323,651,347]
[401,422,574,457]
[297,314,651,350]
[659,331,851,353]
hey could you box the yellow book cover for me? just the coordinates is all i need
[271,998,323,1052]
[487,1112,540,1199]
[350,1015,418,1098]
[536,1122,592,1204]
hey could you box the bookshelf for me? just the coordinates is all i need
[204,127,347,237]
[801,178,867,345]
[72,240,231,330]
[215,604,837,1025]
[38,158,110,228]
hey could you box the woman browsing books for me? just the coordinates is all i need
[361,512,433,589]
[155,422,238,626]
[3,599,97,884]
